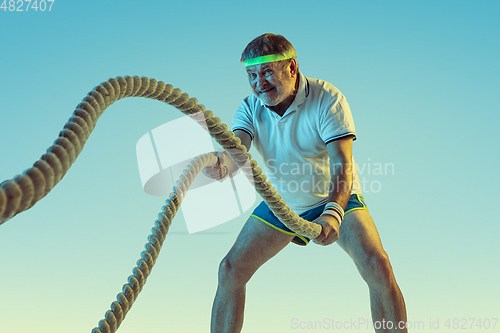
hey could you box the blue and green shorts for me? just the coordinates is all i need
[250,193,368,246]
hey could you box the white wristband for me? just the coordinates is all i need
[321,210,342,225]
[324,201,344,218]
[322,201,345,225]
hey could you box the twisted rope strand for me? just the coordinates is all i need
[91,152,216,333]
[0,75,323,332]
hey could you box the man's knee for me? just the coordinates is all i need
[218,256,252,288]
[359,251,395,290]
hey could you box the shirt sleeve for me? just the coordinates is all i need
[318,91,356,144]
[232,97,255,140]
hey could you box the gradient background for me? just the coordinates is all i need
[1,1,499,332]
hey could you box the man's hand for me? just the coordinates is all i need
[312,214,340,246]
[201,151,230,182]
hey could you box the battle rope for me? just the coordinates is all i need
[0,75,323,332]
[90,152,217,333]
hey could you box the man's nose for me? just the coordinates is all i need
[257,76,268,87]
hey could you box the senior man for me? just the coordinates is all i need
[204,33,407,333]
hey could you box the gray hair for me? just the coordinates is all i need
[240,33,297,63]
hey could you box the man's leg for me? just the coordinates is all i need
[337,209,407,333]
[211,216,294,333]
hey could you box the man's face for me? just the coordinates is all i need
[246,59,297,108]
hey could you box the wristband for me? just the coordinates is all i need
[321,201,345,225]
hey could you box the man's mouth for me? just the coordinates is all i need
[259,87,275,94]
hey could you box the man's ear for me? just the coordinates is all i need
[289,58,298,77]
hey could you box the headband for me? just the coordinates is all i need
[244,53,294,67]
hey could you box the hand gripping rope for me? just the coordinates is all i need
[0,75,322,332]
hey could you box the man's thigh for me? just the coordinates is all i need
[223,216,295,277]
[336,209,387,264]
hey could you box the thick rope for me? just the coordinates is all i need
[0,75,323,332]
[91,152,217,333]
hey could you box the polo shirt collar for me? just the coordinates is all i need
[291,71,308,108]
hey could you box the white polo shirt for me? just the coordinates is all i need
[232,71,362,214]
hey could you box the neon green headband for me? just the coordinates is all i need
[244,53,294,67]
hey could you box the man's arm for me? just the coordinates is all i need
[325,135,354,209]
[234,129,252,152]
[222,129,252,175]
[313,135,354,245]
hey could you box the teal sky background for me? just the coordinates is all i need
[1,1,499,332]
